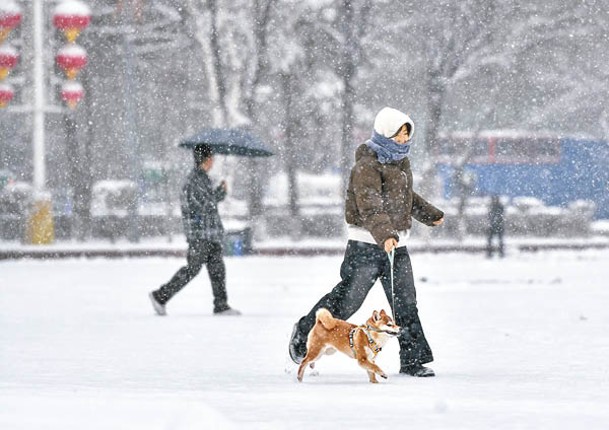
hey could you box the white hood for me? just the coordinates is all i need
[373,107,414,139]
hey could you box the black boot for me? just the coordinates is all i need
[288,323,308,364]
[400,363,435,377]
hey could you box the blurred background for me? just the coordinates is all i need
[1,0,608,248]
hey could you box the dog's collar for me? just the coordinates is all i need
[349,326,382,358]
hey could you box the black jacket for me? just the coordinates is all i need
[180,168,226,243]
[489,199,505,233]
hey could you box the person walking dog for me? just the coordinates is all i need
[289,107,444,376]
[149,144,240,316]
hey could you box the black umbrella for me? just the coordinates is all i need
[179,128,273,157]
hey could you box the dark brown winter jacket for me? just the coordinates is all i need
[345,144,444,248]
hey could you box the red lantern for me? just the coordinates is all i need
[0,44,19,81]
[56,44,87,80]
[0,1,22,44]
[53,0,92,43]
[0,83,14,108]
[61,81,84,109]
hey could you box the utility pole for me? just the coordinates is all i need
[15,0,91,244]
[26,0,54,244]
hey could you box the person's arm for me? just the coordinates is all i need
[411,192,444,226]
[189,176,226,241]
[181,178,211,242]
[190,179,215,215]
[383,195,443,253]
[213,180,227,202]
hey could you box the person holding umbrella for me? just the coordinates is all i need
[149,144,240,316]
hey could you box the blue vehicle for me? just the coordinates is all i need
[435,131,609,219]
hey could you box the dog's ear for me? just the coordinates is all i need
[373,310,380,321]
[380,309,387,317]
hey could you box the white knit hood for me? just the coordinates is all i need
[373,107,414,139]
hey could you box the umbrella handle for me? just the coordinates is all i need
[220,154,228,178]
[217,155,230,195]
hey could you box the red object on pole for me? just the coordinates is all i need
[0,8,22,28]
[0,1,22,43]
[60,81,84,109]
[56,44,87,80]
[53,0,91,43]
[0,83,15,108]
[0,12,21,28]
[0,44,19,80]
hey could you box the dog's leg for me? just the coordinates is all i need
[297,344,323,382]
[356,355,387,383]
[367,371,378,384]
[297,359,310,382]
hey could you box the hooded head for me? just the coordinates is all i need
[373,107,414,139]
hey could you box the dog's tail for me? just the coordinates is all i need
[315,308,337,330]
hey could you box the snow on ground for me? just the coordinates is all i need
[1,249,609,429]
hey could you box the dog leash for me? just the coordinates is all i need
[387,248,396,321]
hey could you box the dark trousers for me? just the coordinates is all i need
[295,240,433,367]
[154,240,228,311]
[487,229,504,257]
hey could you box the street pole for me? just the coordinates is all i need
[32,0,44,191]
[26,0,55,244]
[64,110,79,237]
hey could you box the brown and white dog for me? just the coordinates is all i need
[297,308,401,383]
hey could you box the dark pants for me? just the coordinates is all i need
[154,240,228,312]
[487,228,504,257]
[295,240,433,367]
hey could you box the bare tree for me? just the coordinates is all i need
[403,1,510,195]
[521,2,609,139]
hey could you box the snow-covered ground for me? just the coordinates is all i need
[1,249,608,429]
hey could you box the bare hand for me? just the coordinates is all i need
[384,238,398,253]
[433,217,444,226]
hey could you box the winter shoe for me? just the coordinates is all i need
[288,323,307,364]
[400,364,435,377]
[149,291,166,316]
[214,306,241,316]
